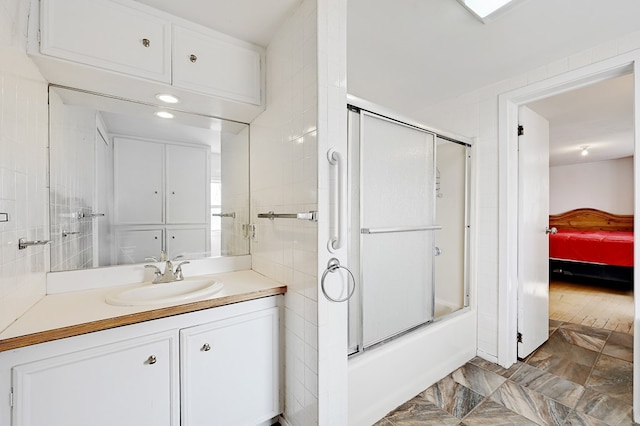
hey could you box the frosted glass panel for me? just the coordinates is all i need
[359,112,437,348]
[360,113,435,228]
[361,232,434,347]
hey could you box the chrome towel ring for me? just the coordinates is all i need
[321,258,355,303]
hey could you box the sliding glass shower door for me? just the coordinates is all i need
[357,111,437,348]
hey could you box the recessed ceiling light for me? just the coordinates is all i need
[155,111,174,119]
[155,94,180,104]
[457,0,523,22]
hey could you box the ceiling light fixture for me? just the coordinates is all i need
[580,146,589,156]
[155,111,174,119]
[155,94,180,104]
[456,0,524,22]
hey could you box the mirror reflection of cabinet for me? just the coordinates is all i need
[114,138,209,263]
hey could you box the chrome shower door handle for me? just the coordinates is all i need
[545,227,557,235]
[327,148,345,252]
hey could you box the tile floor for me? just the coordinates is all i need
[375,320,634,425]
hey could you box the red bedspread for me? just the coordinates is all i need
[549,230,634,267]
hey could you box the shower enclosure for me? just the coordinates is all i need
[347,104,471,355]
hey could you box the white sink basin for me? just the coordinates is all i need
[105,278,224,306]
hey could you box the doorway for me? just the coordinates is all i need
[498,52,640,421]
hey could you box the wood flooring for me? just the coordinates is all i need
[549,279,634,334]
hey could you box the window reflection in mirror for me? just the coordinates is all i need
[48,86,250,272]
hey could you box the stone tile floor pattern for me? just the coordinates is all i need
[375,320,634,425]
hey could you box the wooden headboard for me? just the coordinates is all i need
[549,208,634,232]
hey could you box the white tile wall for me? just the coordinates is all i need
[0,0,49,331]
[48,93,97,271]
[409,29,640,360]
[250,0,320,424]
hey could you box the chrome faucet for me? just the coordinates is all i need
[144,252,190,284]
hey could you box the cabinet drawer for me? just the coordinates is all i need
[173,25,262,105]
[41,0,171,82]
[12,331,179,426]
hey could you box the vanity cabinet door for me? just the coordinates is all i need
[166,144,208,224]
[173,25,262,105]
[12,331,179,426]
[40,0,171,83]
[180,307,279,426]
[114,138,165,225]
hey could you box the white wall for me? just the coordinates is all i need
[406,31,640,360]
[0,0,49,332]
[249,1,320,424]
[550,157,634,214]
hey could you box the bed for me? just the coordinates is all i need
[548,208,634,285]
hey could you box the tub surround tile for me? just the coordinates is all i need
[460,400,537,426]
[509,363,584,408]
[490,380,571,426]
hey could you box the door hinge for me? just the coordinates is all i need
[517,125,524,136]
[517,332,523,343]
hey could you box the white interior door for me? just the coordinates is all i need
[517,105,550,358]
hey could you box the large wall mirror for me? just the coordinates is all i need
[49,86,250,272]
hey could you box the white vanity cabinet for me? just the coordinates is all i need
[40,0,172,83]
[0,297,281,426]
[173,25,262,106]
[12,331,179,426]
[180,308,279,425]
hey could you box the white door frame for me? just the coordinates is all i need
[497,50,640,417]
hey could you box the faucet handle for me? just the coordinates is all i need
[145,264,162,283]
[174,261,190,281]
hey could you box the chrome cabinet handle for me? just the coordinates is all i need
[142,38,150,47]
[189,54,197,63]
[545,227,558,235]
[18,238,52,250]
[146,355,157,365]
[201,343,211,352]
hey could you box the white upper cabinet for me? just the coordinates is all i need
[35,0,264,112]
[173,25,262,105]
[166,144,208,224]
[40,0,171,83]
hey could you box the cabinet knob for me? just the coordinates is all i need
[142,38,151,48]
[189,54,198,63]
[201,343,211,352]
[146,355,157,365]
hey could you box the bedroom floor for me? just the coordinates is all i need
[549,279,634,334]
[373,280,635,425]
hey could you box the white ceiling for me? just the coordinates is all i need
[527,74,634,167]
[347,0,640,115]
[129,0,640,166]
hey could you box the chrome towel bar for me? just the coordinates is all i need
[18,238,52,250]
[258,211,318,222]
[361,225,443,234]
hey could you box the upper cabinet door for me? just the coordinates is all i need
[173,25,263,105]
[166,145,208,224]
[114,138,165,225]
[40,0,171,83]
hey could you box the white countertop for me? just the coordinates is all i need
[0,270,286,351]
